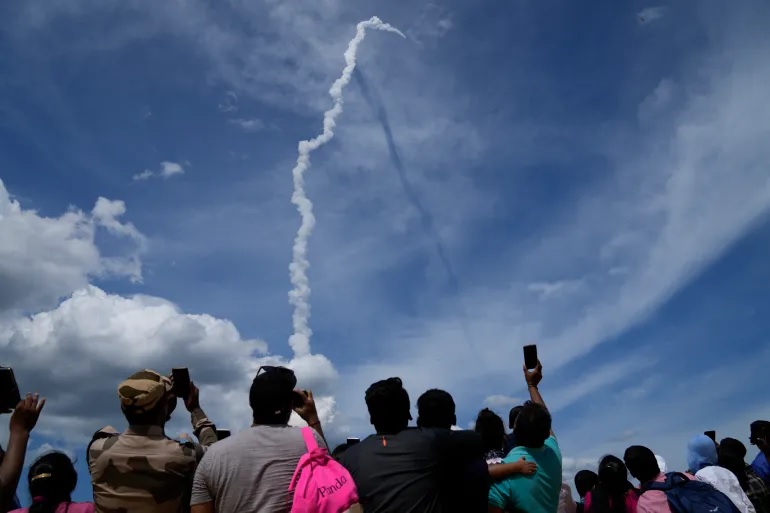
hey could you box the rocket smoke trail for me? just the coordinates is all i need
[288,17,405,358]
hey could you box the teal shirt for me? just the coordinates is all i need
[489,435,562,513]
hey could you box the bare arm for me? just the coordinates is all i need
[488,457,537,480]
[293,390,328,446]
[0,394,45,510]
[523,362,554,438]
[191,502,215,513]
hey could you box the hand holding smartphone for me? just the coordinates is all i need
[172,368,191,400]
[523,345,538,370]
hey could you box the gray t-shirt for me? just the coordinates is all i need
[191,425,326,513]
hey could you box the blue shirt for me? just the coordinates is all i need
[752,453,770,482]
[489,435,563,513]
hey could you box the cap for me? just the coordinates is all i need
[118,370,173,412]
[249,366,297,415]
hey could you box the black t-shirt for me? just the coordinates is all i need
[340,427,487,513]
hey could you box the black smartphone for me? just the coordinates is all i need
[171,368,191,400]
[292,390,306,409]
[523,344,538,370]
[0,367,22,414]
[346,437,360,446]
[216,429,231,440]
[704,430,716,442]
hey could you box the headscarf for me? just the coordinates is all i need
[688,434,718,473]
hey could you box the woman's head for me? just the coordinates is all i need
[28,451,77,511]
[598,454,630,488]
[474,408,505,453]
[687,435,718,472]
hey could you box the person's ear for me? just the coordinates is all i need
[451,414,457,427]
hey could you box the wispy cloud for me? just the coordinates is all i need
[638,6,668,24]
[527,279,584,300]
[218,91,238,112]
[229,118,267,132]
[132,161,185,182]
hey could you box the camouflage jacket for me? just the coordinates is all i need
[88,408,217,513]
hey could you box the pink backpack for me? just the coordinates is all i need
[289,427,359,513]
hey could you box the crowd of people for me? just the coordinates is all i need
[1,360,769,513]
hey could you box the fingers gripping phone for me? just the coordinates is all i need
[0,367,22,414]
[523,345,538,370]
[172,368,191,400]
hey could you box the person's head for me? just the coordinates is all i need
[750,420,770,449]
[27,451,77,513]
[624,445,660,483]
[416,389,456,429]
[118,370,177,426]
[687,434,718,472]
[574,470,599,499]
[250,366,298,425]
[718,437,749,490]
[591,455,634,513]
[508,405,523,431]
[365,377,412,434]
[474,408,505,453]
[512,400,551,448]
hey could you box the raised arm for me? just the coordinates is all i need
[293,390,327,446]
[523,361,554,438]
[184,382,218,448]
[0,394,45,510]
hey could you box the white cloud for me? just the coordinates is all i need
[218,91,238,112]
[132,170,153,181]
[229,118,267,132]
[160,161,184,178]
[483,395,522,410]
[637,6,668,24]
[0,179,144,314]
[527,280,584,300]
[133,162,185,182]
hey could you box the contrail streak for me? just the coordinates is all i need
[289,17,405,358]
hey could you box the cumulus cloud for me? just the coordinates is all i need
[132,161,185,182]
[0,285,338,443]
[0,179,145,314]
[483,395,522,410]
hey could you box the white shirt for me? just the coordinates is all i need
[558,481,577,513]
[695,466,756,513]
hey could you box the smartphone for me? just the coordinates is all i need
[0,367,22,414]
[704,430,716,442]
[216,429,231,440]
[346,437,360,446]
[292,390,307,409]
[171,368,191,400]
[523,344,538,370]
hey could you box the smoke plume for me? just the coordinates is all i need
[288,17,405,358]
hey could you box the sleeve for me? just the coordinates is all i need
[190,408,218,448]
[488,480,509,509]
[190,453,214,506]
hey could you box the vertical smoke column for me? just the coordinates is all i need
[289,17,405,358]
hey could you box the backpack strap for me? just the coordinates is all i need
[301,427,319,452]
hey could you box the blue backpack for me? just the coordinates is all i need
[643,472,741,513]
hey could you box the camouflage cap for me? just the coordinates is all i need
[118,370,173,412]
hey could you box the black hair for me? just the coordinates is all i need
[718,438,749,491]
[623,445,660,483]
[509,405,523,430]
[575,469,599,498]
[28,451,77,513]
[475,408,505,453]
[416,389,456,429]
[512,400,551,448]
[365,377,411,434]
[589,455,634,513]
[250,367,297,425]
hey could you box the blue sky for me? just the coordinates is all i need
[1,0,770,503]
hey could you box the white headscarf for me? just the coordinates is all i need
[655,454,668,473]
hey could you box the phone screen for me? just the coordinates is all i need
[704,430,716,442]
[216,429,231,440]
[171,368,191,400]
[0,367,22,414]
[523,345,538,370]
